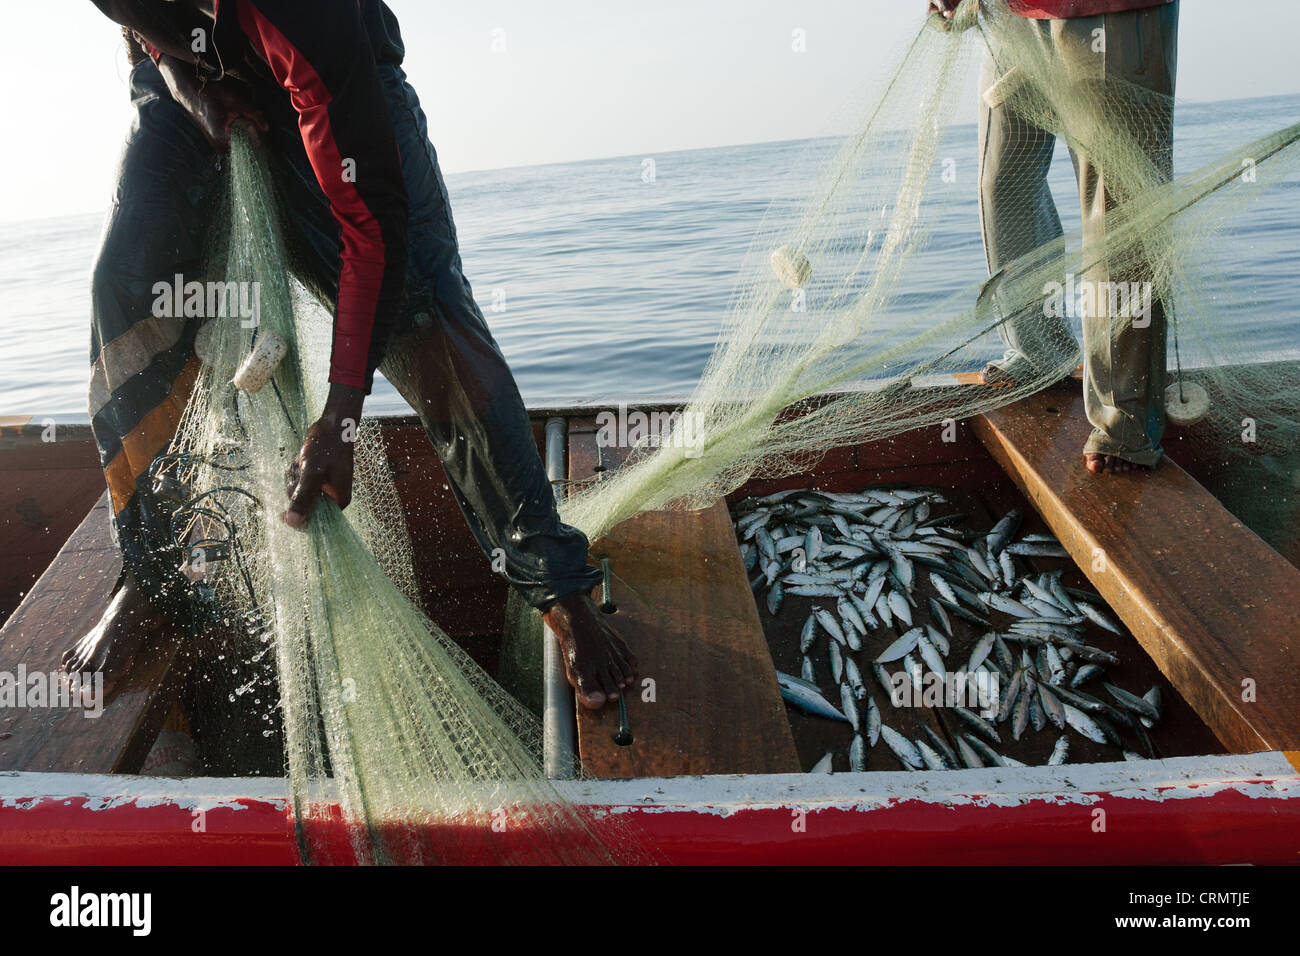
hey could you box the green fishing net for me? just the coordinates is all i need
[168,132,648,865]
[561,3,1300,559]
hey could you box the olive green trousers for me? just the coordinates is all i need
[978,3,1179,466]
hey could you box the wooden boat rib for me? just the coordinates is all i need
[1,370,1298,865]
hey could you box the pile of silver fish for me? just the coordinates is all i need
[733,485,1163,773]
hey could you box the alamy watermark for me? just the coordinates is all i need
[0,665,104,719]
[1042,275,1153,326]
[595,404,706,459]
[889,668,999,717]
[152,273,261,328]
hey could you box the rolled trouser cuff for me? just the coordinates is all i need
[528,563,605,613]
[1081,427,1164,467]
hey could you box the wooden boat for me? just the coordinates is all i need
[2,373,1298,865]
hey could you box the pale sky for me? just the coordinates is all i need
[1,0,1298,223]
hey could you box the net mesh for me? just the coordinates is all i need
[560,3,1300,555]
[168,132,647,865]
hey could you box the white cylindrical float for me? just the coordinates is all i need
[232,330,289,393]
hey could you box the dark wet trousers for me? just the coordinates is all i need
[89,58,600,614]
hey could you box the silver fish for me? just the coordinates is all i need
[844,656,866,700]
[775,534,805,554]
[1037,679,1066,729]
[814,605,846,645]
[980,591,1037,619]
[1028,689,1047,732]
[955,705,1001,745]
[861,574,887,609]
[996,668,1023,723]
[921,725,958,768]
[841,682,861,731]
[890,551,914,591]
[763,559,781,586]
[843,621,863,653]
[954,734,984,769]
[805,525,823,562]
[903,654,924,695]
[917,634,946,678]
[1047,574,1081,615]
[967,632,996,673]
[1021,596,1068,620]
[880,724,924,770]
[985,509,1021,555]
[1070,663,1104,689]
[873,660,894,697]
[963,733,1005,767]
[800,613,818,654]
[994,634,1016,674]
[849,734,866,771]
[1048,735,1070,765]
[766,580,783,615]
[810,751,834,773]
[1022,576,1060,609]
[838,595,866,636]
[929,572,958,606]
[965,547,998,585]
[928,597,953,638]
[787,584,844,597]
[925,624,950,657]
[1078,601,1123,635]
[874,593,894,630]
[915,738,950,771]
[1044,642,1066,685]
[776,671,849,723]
[875,627,922,663]
[1103,682,1160,721]
[849,592,879,631]
[1005,541,1070,558]
[828,640,845,685]
[865,693,881,746]
[888,589,913,627]
[800,655,816,684]
[1140,685,1162,729]
[998,549,1018,589]
[1061,702,1108,744]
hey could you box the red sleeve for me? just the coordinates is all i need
[135,33,165,64]
[233,0,409,392]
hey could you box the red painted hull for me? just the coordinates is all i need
[3,753,1298,865]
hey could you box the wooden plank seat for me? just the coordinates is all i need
[0,492,186,773]
[972,381,1300,753]
[566,421,800,779]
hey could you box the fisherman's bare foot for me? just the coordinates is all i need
[1084,453,1149,475]
[542,592,638,711]
[60,575,173,697]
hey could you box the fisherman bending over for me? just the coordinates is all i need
[65,0,636,709]
[931,0,1179,475]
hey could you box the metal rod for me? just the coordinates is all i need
[542,417,578,780]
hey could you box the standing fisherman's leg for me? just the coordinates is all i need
[369,65,633,707]
[1074,5,1178,472]
[64,59,223,686]
[977,26,1079,382]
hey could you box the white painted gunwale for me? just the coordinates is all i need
[1,751,1295,813]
